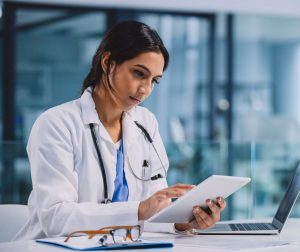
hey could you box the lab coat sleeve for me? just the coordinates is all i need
[28,112,139,237]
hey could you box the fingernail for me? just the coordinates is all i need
[206,199,212,205]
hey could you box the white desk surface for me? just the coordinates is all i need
[0,219,299,252]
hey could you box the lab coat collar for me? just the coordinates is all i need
[80,87,100,125]
[80,87,114,145]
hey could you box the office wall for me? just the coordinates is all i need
[7,0,300,17]
[273,44,300,120]
[1,2,300,218]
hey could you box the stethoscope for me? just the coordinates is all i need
[89,121,167,204]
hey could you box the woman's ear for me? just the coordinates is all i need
[101,52,115,74]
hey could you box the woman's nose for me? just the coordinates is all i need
[138,80,153,94]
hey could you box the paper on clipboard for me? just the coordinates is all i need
[36,235,173,250]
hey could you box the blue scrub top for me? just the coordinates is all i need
[112,140,129,202]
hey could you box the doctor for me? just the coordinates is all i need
[15,21,226,240]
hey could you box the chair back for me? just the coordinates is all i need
[0,204,29,243]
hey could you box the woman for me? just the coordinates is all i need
[15,21,226,240]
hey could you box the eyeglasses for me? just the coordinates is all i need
[64,225,141,245]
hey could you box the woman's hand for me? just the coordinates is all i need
[138,184,194,221]
[174,197,227,232]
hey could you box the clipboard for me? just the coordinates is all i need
[36,236,173,250]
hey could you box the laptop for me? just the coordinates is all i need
[193,163,300,235]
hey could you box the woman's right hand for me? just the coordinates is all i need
[138,184,194,221]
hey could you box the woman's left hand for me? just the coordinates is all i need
[174,197,227,231]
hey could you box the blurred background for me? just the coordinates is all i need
[1,0,300,220]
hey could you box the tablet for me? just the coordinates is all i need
[148,175,251,223]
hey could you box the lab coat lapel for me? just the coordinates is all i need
[122,111,142,155]
[122,111,147,200]
[80,87,100,125]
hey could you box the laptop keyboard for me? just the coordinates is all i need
[229,223,276,231]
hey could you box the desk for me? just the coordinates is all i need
[0,219,299,252]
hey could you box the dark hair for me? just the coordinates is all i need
[81,20,169,94]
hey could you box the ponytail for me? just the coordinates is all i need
[81,69,95,94]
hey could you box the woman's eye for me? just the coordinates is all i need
[152,79,160,85]
[134,70,145,78]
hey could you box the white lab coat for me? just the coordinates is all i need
[14,88,174,241]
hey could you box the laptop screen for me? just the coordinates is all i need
[273,164,300,226]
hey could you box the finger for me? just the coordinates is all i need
[154,193,169,202]
[206,199,221,222]
[206,199,220,215]
[170,183,195,189]
[216,197,227,210]
[160,187,192,198]
[155,190,184,202]
[193,206,214,228]
[160,190,186,199]
[191,207,207,229]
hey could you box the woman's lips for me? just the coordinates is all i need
[129,96,142,104]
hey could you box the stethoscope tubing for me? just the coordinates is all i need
[89,124,110,203]
[89,120,167,204]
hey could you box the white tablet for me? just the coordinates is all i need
[148,175,251,223]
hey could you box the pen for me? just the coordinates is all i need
[142,160,149,178]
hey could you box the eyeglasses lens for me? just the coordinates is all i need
[130,226,140,241]
[112,229,127,243]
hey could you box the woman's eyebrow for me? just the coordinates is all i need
[135,64,162,78]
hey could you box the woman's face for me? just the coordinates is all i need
[104,51,165,111]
